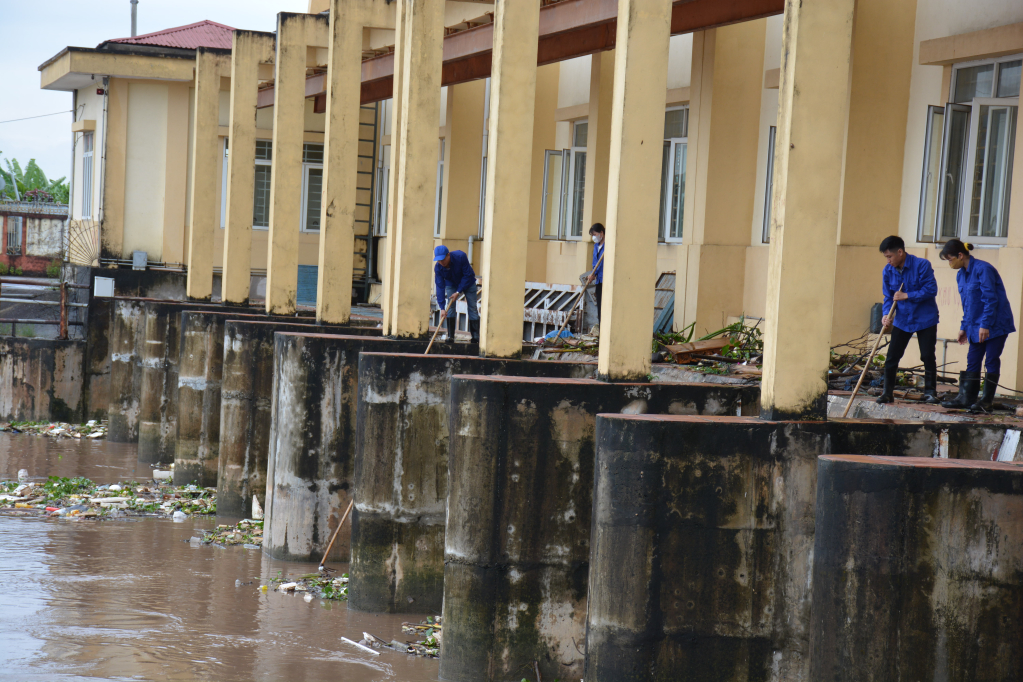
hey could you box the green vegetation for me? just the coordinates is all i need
[0,158,69,203]
[0,264,24,276]
[43,475,94,500]
[45,260,61,278]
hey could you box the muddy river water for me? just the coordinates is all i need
[0,433,443,682]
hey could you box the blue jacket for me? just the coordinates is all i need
[882,254,939,333]
[435,250,476,305]
[591,242,604,284]
[957,256,1015,343]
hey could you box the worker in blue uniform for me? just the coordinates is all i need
[434,245,479,343]
[588,223,605,325]
[878,236,940,404]
[940,238,1016,413]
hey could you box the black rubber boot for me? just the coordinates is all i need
[876,366,898,404]
[469,319,480,344]
[445,317,457,343]
[943,371,980,409]
[922,369,941,404]
[970,372,999,413]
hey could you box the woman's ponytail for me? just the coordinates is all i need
[940,238,972,261]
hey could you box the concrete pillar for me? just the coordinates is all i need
[173,311,226,487]
[759,0,855,420]
[811,455,1023,681]
[381,1,408,336]
[84,298,113,420]
[263,332,470,562]
[439,376,759,682]
[581,50,614,231]
[265,13,329,315]
[186,48,231,301]
[223,31,276,306]
[216,319,378,518]
[477,1,540,357]
[584,416,1009,682]
[388,0,444,337]
[106,299,145,443]
[597,0,672,381]
[677,22,766,337]
[350,353,595,614]
[137,302,183,466]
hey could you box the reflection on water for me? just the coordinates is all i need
[0,434,442,682]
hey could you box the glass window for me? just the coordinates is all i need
[7,217,23,255]
[664,108,688,139]
[434,139,444,238]
[221,138,229,229]
[967,105,1017,239]
[954,64,994,103]
[573,121,588,148]
[659,107,688,242]
[540,150,564,239]
[763,126,777,244]
[935,104,972,240]
[374,144,390,237]
[253,140,272,229]
[304,167,323,232]
[81,132,94,219]
[997,60,1022,98]
[303,143,324,164]
[569,150,586,237]
[917,107,944,242]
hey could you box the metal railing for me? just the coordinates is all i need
[0,276,89,339]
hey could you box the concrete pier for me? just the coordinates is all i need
[264,334,472,563]
[349,353,596,614]
[440,377,759,682]
[583,415,1012,682]
[810,455,1023,682]
[217,320,379,518]
[106,299,146,442]
[137,302,183,465]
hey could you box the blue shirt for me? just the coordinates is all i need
[435,250,476,305]
[591,242,604,284]
[957,256,1015,343]
[882,254,939,333]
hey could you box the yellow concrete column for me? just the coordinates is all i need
[582,50,614,231]
[187,48,232,301]
[675,23,766,337]
[381,2,408,336]
[223,31,276,306]
[390,0,444,338]
[478,0,541,357]
[760,0,855,420]
[266,13,329,315]
[596,0,672,380]
[995,105,1023,391]
[438,80,485,249]
[317,1,396,324]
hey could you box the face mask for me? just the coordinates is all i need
[592,235,601,244]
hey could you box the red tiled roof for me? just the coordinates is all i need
[101,20,234,51]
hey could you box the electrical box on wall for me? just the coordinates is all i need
[94,277,114,298]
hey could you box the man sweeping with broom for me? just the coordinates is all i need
[877,235,940,404]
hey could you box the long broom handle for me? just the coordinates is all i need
[542,253,605,347]
[318,498,355,570]
[841,284,903,418]
[424,293,463,355]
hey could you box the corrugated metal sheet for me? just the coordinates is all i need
[653,271,675,320]
[297,265,318,307]
[103,20,234,51]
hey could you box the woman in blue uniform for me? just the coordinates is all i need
[940,239,1016,412]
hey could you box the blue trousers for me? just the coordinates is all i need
[445,285,479,321]
[966,333,1008,374]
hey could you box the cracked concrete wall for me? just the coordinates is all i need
[0,338,85,422]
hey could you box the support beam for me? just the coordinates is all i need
[266,13,328,315]
[223,31,275,306]
[760,0,855,420]
[389,0,444,338]
[186,48,231,301]
[478,0,541,357]
[381,3,408,335]
[597,0,672,381]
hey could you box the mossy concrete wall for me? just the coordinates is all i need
[0,338,85,422]
[350,353,598,614]
[585,415,1013,682]
[440,376,760,682]
[107,299,145,442]
[217,320,380,519]
[264,334,475,563]
[811,455,1023,681]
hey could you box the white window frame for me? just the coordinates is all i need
[564,120,588,240]
[923,55,1021,244]
[658,107,688,243]
[220,137,229,229]
[762,125,776,244]
[81,132,94,219]
[540,149,566,240]
[374,143,390,237]
[253,139,272,231]
[299,143,324,233]
[434,138,445,238]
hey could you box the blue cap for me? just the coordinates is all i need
[433,245,450,262]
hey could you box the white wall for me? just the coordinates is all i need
[71,87,105,222]
[896,0,1023,244]
[667,33,693,90]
